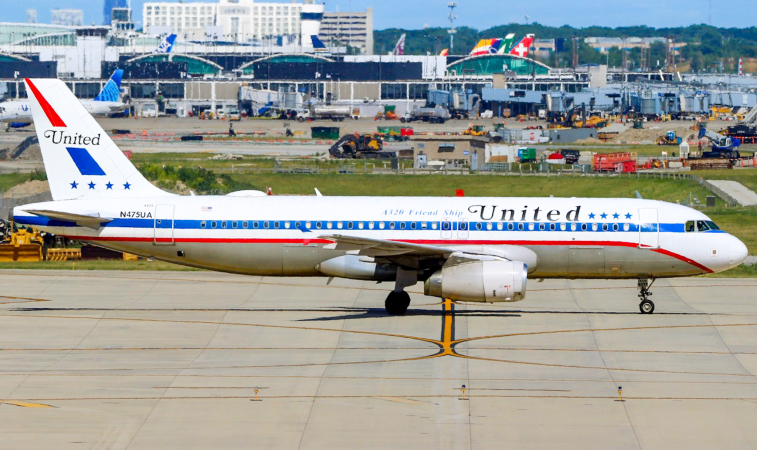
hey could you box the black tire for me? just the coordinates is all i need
[400,117,406,123]
[639,300,655,314]
[385,291,411,315]
[298,117,305,123]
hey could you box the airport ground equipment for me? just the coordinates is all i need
[377,126,412,142]
[463,125,488,137]
[560,149,581,164]
[657,131,683,146]
[0,222,44,262]
[698,124,741,158]
[329,133,383,158]
[594,152,637,173]
[311,126,340,140]
[518,147,537,163]
[401,106,450,124]
[725,104,757,142]
[427,88,481,120]
[298,105,356,122]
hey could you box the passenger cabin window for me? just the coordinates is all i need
[459,222,468,231]
[201,221,206,229]
[442,222,450,231]
[431,223,438,230]
[232,221,238,229]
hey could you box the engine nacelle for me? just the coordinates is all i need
[424,260,527,302]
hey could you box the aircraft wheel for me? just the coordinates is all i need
[639,299,655,314]
[385,291,411,315]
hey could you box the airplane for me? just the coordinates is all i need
[391,34,406,56]
[469,34,516,56]
[153,33,177,54]
[509,34,535,58]
[311,35,330,54]
[12,78,749,316]
[0,70,126,128]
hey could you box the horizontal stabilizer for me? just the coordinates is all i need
[26,209,112,230]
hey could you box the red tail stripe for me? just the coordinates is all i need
[24,78,67,128]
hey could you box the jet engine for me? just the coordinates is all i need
[424,260,528,302]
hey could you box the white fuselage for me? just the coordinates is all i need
[14,195,747,279]
[1,100,125,124]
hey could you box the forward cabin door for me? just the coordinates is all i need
[638,208,659,249]
[154,204,175,245]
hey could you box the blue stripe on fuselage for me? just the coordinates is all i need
[14,215,719,234]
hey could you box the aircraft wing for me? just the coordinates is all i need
[319,235,539,272]
[26,210,113,230]
[320,234,455,257]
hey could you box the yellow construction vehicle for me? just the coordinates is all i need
[0,221,45,262]
[462,125,488,136]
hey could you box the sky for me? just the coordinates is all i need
[6,0,757,30]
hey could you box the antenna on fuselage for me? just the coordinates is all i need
[635,191,643,199]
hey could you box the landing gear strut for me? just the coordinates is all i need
[385,268,417,315]
[638,279,655,314]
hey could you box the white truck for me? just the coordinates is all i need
[298,105,358,122]
[401,106,450,124]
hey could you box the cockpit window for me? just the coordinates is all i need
[685,221,696,233]
[706,221,720,231]
[697,221,711,232]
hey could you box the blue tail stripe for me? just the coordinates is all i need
[66,147,106,176]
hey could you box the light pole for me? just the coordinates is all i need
[447,3,457,53]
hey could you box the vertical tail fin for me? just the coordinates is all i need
[154,33,177,54]
[392,34,406,55]
[93,69,123,102]
[509,34,535,58]
[311,35,328,52]
[24,78,170,201]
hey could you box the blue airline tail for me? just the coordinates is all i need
[311,35,328,52]
[93,69,123,102]
[154,33,177,54]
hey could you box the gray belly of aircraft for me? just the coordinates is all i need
[95,241,701,279]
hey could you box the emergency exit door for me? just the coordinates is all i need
[154,204,175,245]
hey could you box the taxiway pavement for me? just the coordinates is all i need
[0,270,756,449]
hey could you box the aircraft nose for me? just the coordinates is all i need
[729,236,748,266]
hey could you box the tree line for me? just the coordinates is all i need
[374,24,757,73]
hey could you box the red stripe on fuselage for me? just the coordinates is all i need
[64,236,713,273]
[24,79,67,127]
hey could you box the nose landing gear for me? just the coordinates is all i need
[638,279,655,314]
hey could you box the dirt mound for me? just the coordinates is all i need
[2,180,50,199]
[574,137,603,145]
[615,125,696,143]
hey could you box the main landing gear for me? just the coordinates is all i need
[385,268,417,315]
[638,279,655,314]
[385,291,411,315]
